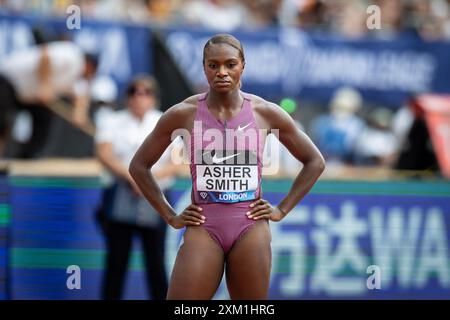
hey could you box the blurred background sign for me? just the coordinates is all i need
[162,28,450,107]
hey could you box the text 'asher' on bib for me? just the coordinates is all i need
[196,149,258,203]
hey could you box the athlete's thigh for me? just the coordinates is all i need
[167,226,225,300]
[225,220,272,300]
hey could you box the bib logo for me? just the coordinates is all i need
[200,192,208,199]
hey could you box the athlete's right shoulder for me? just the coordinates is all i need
[164,94,202,116]
[183,93,204,105]
[160,94,202,128]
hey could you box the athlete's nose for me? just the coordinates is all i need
[217,65,228,77]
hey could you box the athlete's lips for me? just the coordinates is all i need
[214,80,231,85]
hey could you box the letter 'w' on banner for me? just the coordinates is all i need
[415,95,450,178]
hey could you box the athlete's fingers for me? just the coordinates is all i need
[248,199,263,208]
[249,198,268,208]
[247,204,270,216]
[183,209,205,218]
[184,220,203,226]
[183,210,206,221]
[251,207,270,216]
[249,208,271,219]
[252,209,272,220]
[188,204,203,212]
[182,214,205,224]
[253,213,271,220]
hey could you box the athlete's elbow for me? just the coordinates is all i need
[313,154,326,175]
[129,156,145,180]
[306,153,325,176]
[128,160,137,180]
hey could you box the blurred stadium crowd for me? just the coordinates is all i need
[0,0,447,176]
[1,0,450,40]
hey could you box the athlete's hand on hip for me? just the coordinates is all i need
[169,204,206,229]
[247,199,285,222]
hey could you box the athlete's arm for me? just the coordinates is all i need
[249,100,325,222]
[129,101,205,229]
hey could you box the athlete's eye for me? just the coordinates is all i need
[208,63,217,69]
[227,63,236,68]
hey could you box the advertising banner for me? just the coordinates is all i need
[168,179,450,299]
[162,28,450,107]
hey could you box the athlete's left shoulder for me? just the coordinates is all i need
[242,92,283,116]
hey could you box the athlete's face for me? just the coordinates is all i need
[203,43,244,93]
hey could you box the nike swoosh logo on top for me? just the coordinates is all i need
[212,153,241,164]
[237,122,253,132]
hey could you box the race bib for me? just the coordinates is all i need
[195,149,258,203]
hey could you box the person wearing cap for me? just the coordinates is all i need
[0,41,98,158]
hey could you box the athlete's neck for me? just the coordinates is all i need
[206,89,243,112]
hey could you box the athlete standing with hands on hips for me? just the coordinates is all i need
[129,34,325,299]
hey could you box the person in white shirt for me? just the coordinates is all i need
[90,75,119,129]
[0,41,98,158]
[95,75,177,300]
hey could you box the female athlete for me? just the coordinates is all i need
[129,34,325,299]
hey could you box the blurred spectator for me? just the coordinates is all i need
[78,0,150,23]
[411,0,450,40]
[278,0,303,28]
[0,41,98,158]
[2,0,450,40]
[242,0,282,29]
[90,74,118,127]
[391,103,415,147]
[295,0,326,31]
[354,108,399,166]
[394,97,439,172]
[330,0,367,38]
[371,0,404,39]
[389,101,416,167]
[147,0,183,25]
[180,0,247,31]
[0,0,28,12]
[95,75,177,300]
[310,87,365,165]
